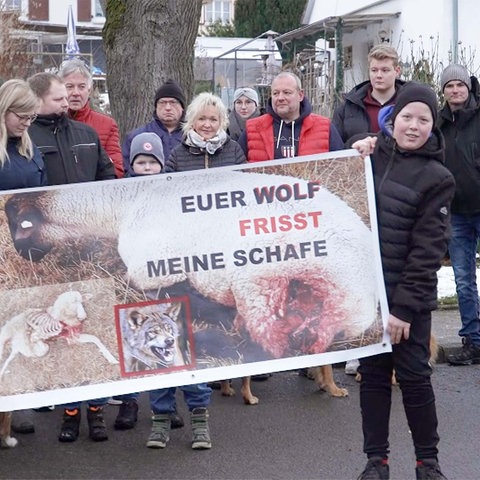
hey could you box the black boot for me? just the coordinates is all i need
[114,400,138,430]
[87,406,108,442]
[58,408,81,442]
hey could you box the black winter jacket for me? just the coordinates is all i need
[29,113,115,185]
[438,76,480,215]
[372,129,455,322]
[332,79,405,143]
[165,135,246,172]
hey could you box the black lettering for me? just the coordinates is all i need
[181,196,195,213]
[233,250,248,266]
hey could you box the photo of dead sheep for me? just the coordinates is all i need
[0,279,121,396]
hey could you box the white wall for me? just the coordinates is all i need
[311,0,480,90]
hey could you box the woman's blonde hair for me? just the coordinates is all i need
[0,79,38,167]
[183,92,229,135]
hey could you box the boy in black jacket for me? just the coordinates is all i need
[352,83,455,480]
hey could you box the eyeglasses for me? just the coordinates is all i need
[157,99,180,107]
[8,111,38,123]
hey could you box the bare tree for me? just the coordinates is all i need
[0,2,35,81]
[100,0,203,139]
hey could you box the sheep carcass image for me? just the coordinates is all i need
[4,168,380,359]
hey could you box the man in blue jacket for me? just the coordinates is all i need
[122,79,185,176]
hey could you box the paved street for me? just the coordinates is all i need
[1,310,479,480]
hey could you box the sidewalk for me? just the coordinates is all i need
[432,308,461,363]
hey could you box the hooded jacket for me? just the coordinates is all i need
[369,109,455,322]
[68,102,124,178]
[122,113,184,177]
[332,79,405,143]
[438,75,480,215]
[29,113,115,185]
[238,97,343,162]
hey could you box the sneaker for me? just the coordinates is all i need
[107,398,123,406]
[146,413,171,448]
[447,337,480,365]
[87,406,108,442]
[416,459,448,479]
[358,457,389,480]
[114,400,138,430]
[58,408,81,442]
[345,358,360,375]
[191,407,211,450]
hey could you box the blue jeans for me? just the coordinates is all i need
[149,384,212,414]
[448,213,480,345]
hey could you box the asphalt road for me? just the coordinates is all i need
[1,360,479,480]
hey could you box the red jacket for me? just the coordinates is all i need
[245,114,331,162]
[69,103,124,178]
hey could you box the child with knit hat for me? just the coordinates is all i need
[352,82,455,480]
[129,132,165,176]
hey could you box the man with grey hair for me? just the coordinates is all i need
[238,71,343,161]
[438,63,480,366]
[59,59,124,178]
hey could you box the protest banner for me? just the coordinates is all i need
[0,150,389,410]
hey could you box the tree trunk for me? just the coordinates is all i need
[101,0,203,140]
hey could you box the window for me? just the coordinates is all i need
[4,0,21,10]
[94,0,104,17]
[204,0,232,24]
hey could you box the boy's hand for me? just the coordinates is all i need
[352,136,377,158]
[387,314,411,344]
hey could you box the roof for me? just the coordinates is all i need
[195,36,282,61]
[276,12,401,44]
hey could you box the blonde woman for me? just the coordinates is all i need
[0,79,46,436]
[165,92,245,171]
[0,79,46,189]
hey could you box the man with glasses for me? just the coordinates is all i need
[122,79,185,176]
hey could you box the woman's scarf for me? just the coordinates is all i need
[185,128,228,155]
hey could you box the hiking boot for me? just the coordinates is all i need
[191,407,211,450]
[114,400,138,430]
[357,457,390,480]
[87,406,108,442]
[416,459,448,479]
[58,408,81,442]
[447,337,480,365]
[146,413,171,448]
[170,411,184,429]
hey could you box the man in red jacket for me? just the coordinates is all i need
[59,59,124,178]
[238,72,343,161]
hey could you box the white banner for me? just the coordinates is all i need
[0,150,389,411]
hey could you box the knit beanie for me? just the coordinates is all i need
[130,132,165,168]
[440,64,471,91]
[233,87,259,106]
[391,82,438,125]
[154,79,186,109]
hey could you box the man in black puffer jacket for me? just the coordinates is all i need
[28,72,115,185]
[332,44,405,144]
